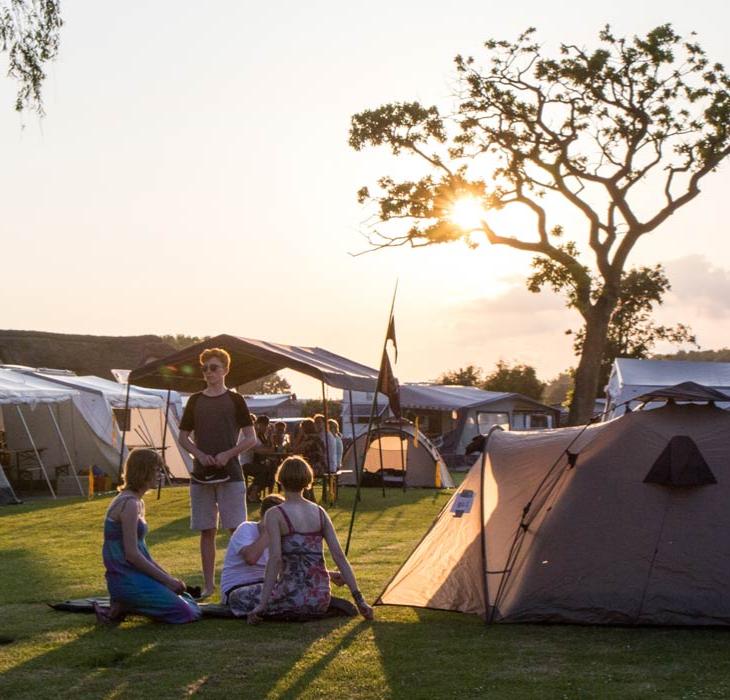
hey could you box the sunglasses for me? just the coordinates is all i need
[201,363,225,373]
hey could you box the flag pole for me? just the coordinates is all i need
[345,281,399,555]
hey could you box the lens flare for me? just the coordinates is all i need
[449,197,486,231]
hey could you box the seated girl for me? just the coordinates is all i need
[228,456,373,622]
[95,448,201,625]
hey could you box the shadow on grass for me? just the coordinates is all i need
[2,548,70,605]
[257,620,370,699]
[334,486,451,514]
[146,516,191,545]
[0,617,222,699]
[0,495,94,518]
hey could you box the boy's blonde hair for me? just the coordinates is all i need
[276,456,314,491]
[119,448,161,492]
[199,347,231,369]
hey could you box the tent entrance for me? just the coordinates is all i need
[361,434,407,487]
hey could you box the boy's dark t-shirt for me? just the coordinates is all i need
[179,390,253,481]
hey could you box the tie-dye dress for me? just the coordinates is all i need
[228,504,331,617]
[102,498,201,624]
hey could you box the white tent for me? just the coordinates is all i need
[0,369,84,497]
[26,371,192,480]
[605,358,730,418]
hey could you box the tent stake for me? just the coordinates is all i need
[46,404,84,496]
[16,405,56,498]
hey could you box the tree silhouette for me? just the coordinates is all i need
[350,25,730,423]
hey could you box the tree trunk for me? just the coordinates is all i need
[568,299,615,426]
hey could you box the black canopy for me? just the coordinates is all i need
[634,381,730,404]
[127,334,380,393]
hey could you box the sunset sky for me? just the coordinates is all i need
[1,0,728,397]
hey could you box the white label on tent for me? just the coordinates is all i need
[452,489,474,518]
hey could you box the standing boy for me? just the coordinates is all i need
[178,348,257,599]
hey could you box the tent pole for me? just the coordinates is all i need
[344,386,381,555]
[346,389,361,486]
[46,403,84,497]
[399,417,407,492]
[157,389,171,500]
[16,405,56,498]
[377,413,386,498]
[480,444,491,623]
[117,382,131,483]
[321,381,332,505]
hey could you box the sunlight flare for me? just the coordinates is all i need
[449,196,487,231]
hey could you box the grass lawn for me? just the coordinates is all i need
[2,486,730,699]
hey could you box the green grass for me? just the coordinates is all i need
[2,487,730,699]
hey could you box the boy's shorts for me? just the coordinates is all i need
[190,481,246,531]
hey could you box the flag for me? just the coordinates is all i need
[377,348,401,419]
[386,315,398,363]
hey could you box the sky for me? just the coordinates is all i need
[1,0,729,398]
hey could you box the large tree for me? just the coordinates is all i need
[0,0,62,114]
[530,262,697,391]
[350,24,730,424]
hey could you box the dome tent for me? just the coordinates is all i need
[377,388,730,625]
[340,422,454,489]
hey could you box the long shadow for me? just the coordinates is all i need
[250,620,369,699]
[0,613,225,699]
[0,495,91,518]
[369,607,730,698]
[1,547,70,605]
[146,515,191,545]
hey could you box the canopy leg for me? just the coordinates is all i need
[16,405,56,498]
[116,382,131,482]
[157,389,172,500]
[46,404,84,496]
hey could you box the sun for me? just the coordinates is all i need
[449,196,487,231]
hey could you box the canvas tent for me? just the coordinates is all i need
[1,367,191,481]
[339,422,454,489]
[605,357,730,418]
[378,390,730,625]
[25,372,192,479]
[0,369,84,497]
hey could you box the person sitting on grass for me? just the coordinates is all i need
[228,456,373,623]
[220,494,285,604]
[95,448,201,625]
[221,493,350,608]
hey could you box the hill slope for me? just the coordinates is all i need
[0,329,177,379]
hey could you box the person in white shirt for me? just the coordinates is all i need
[328,419,344,473]
[220,494,284,603]
[314,414,338,474]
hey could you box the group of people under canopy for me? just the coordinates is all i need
[94,346,372,625]
[242,412,343,503]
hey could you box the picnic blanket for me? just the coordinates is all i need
[49,596,357,621]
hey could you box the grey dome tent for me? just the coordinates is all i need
[378,386,730,625]
[340,422,454,489]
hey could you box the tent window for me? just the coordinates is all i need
[513,412,552,430]
[477,412,509,434]
[644,435,717,487]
